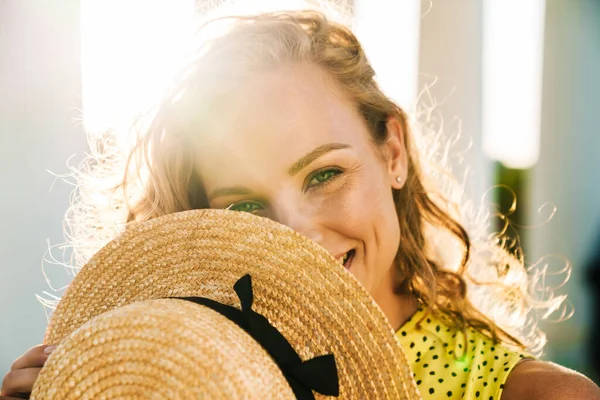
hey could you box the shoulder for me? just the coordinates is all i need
[502,359,600,400]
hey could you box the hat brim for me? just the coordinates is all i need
[43,209,420,399]
[34,299,296,399]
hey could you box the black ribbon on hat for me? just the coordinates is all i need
[172,274,340,399]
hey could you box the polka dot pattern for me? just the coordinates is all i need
[396,308,532,399]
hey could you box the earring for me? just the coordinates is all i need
[396,176,403,184]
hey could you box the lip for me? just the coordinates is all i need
[344,250,354,271]
[333,250,354,270]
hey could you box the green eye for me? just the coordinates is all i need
[227,201,263,214]
[308,169,342,187]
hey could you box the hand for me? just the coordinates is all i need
[1,344,54,399]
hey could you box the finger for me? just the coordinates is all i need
[10,345,53,371]
[0,395,30,399]
[0,397,31,400]
[1,368,41,397]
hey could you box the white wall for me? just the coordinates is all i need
[529,0,600,374]
[0,0,85,376]
[417,0,492,204]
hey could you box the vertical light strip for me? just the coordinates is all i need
[81,0,195,134]
[482,0,546,169]
[353,0,421,109]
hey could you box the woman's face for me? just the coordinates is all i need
[194,63,407,300]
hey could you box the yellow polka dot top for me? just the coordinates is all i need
[396,308,532,399]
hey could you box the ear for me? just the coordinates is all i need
[381,116,408,189]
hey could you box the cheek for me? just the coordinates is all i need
[323,170,400,249]
[367,179,401,252]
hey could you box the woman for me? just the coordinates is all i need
[2,4,599,399]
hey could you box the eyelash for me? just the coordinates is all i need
[227,200,264,214]
[305,167,344,191]
[225,167,344,214]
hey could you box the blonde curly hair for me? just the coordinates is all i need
[53,2,566,355]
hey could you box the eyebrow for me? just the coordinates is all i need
[288,143,350,176]
[208,143,350,201]
[207,186,253,202]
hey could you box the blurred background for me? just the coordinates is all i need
[1,0,599,383]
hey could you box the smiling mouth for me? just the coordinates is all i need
[337,249,355,270]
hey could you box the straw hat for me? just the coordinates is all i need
[32,209,421,399]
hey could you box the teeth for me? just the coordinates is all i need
[337,252,350,265]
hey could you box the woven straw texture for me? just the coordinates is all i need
[36,209,421,399]
[32,300,295,399]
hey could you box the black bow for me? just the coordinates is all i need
[174,274,340,399]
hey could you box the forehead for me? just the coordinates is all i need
[193,64,370,179]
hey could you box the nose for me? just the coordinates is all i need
[271,198,324,245]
